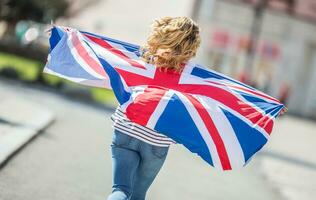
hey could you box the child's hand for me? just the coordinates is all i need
[44,20,55,37]
[279,107,288,116]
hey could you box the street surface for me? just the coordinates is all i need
[0,79,314,200]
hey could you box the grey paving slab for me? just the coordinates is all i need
[0,95,54,165]
[259,116,316,200]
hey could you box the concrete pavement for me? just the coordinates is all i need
[0,79,282,200]
[259,116,316,200]
[0,79,315,200]
[0,88,54,166]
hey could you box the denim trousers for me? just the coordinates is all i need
[107,129,169,200]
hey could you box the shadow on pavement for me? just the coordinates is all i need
[259,151,316,171]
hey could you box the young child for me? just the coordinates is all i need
[107,16,201,200]
[45,15,287,200]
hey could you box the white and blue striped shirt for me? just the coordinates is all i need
[111,107,176,147]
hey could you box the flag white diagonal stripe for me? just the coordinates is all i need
[196,95,245,169]
[174,91,222,169]
[146,90,174,129]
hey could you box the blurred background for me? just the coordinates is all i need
[0,0,315,200]
[0,0,316,117]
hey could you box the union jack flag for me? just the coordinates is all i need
[44,26,284,170]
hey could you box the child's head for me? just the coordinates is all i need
[142,16,201,71]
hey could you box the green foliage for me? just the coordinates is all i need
[1,0,69,23]
[42,73,63,86]
[0,52,41,80]
[91,88,117,106]
[0,52,117,106]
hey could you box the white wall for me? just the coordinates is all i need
[62,0,194,45]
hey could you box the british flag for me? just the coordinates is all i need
[44,26,284,170]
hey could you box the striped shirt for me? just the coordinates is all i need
[111,107,176,147]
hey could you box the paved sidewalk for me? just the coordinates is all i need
[0,79,315,200]
[0,80,283,200]
[259,116,316,200]
[0,95,54,166]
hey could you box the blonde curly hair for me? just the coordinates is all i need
[141,16,201,71]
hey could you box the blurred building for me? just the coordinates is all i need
[61,0,195,45]
[195,0,316,118]
[59,0,316,118]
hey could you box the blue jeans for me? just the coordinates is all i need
[107,130,169,200]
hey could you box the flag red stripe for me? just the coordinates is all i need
[71,32,106,76]
[125,87,167,126]
[184,94,232,170]
[84,34,146,69]
[112,67,274,135]
[115,68,153,86]
[256,115,274,134]
[206,80,280,104]
[178,84,274,135]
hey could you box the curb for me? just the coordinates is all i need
[0,100,55,167]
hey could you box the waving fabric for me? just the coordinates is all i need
[44,26,284,170]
